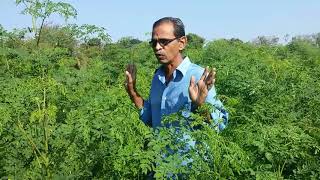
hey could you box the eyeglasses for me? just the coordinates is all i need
[149,38,178,47]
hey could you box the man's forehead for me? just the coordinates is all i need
[152,22,175,38]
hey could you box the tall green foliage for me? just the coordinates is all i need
[0,24,320,179]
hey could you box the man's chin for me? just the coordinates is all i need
[157,58,169,64]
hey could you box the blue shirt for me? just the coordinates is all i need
[140,57,228,131]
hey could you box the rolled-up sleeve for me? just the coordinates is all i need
[139,98,152,126]
[206,87,229,132]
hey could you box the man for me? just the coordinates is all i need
[125,17,228,131]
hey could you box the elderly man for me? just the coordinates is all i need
[125,17,228,131]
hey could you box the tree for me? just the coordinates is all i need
[36,25,76,51]
[252,35,279,46]
[65,24,111,46]
[0,25,28,50]
[15,0,77,47]
[86,37,102,47]
[117,36,142,48]
[186,33,205,49]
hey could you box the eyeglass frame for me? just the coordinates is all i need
[149,37,182,47]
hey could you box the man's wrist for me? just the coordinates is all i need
[192,102,212,123]
[132,95,143,109]
[192,99,205,107]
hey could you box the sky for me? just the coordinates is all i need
[1,0,319,42]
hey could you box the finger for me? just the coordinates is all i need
[212,68,216,79]
[205,68,216,90]
[125,71,135,91]
[200,66,209,81]
[206,69,213,81]
[189,75,196,88]
[204,69,212,85]
[212,67,216,72]
[206,78,213,85]
[125,71,133,83]
[124,71,129,89]
[126,63,137,81]
[206,79,215,90]
[211,68,216,83]
[206,68,216,82]
[189,76,198,101]
[126,63,136,73]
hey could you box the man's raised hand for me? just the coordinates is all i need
[125,63,143,108]
[189,67,216,106]
[125,63,137,93]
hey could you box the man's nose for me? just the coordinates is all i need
[155,42,162,50]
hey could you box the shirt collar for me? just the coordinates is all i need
[176,56,191,77]
[156,56,191,84]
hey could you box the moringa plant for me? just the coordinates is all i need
[15,0,77,46]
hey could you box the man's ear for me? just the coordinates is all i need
[178,36,187,51]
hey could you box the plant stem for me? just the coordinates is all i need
[37,18,46,47]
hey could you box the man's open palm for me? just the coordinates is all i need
[125,63,137,92]
[189,67,216,106]
[125,63,143,109]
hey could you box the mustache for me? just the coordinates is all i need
[155,52,164,56]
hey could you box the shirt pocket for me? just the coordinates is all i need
[166,92,190,112]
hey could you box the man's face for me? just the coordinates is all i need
[151,22,185,65]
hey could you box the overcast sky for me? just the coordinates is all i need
[1,0,319,42]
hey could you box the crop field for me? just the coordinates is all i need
[0,0,319,179]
